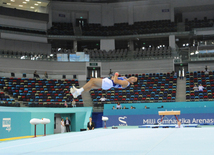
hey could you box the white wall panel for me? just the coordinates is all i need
[133,4,170,22]
[189,62,214,72]
[101,59,174,75]
[0,15,47,30]
[51,2,101,24]
[114,7,128,23]
[52,10,71,23]
[183,10,214,21]
[101,4,114,26]
[1,33,47,43]
[0,57,174,77]
[0,38,51,54]
[100,39,115,51]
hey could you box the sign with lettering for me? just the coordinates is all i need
[105,113,214,126]
[90,63,98,66]
[59,14,65,17]
[162,9,170,12]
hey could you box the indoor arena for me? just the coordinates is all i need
[0,0,214,154]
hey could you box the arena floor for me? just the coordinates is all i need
[0,127,213,155]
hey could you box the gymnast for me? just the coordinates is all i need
[70,72,137,98]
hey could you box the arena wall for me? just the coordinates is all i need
[0,38,50,53]
[0,58,174,77]
[104,102,214,126]
[51,0,214,26]
[188,62,214,72]
[0,107,92,139]
[0,15,48,31]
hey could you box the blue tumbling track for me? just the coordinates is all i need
[0,127,214,155]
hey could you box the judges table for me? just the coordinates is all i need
[158,110,181,123]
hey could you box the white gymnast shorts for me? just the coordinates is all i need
[102,78,113,90]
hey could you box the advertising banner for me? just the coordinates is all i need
[105,113,214,127]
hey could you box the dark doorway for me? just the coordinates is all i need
[174,64,188,77]
[76,18,87,27]
[87,67,100,78]
[175,13,183,23]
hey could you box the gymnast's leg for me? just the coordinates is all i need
[70,78,103,98]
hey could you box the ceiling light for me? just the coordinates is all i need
[30,6,34,9]
[34,3,38,5]
[25,0,30,1]
[37,2,41,3]
[7,3,11,5]
[19,5,23,7]
[23,1,27,4]
[10,0,15,2]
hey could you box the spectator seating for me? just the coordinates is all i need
[186,71,214,102]
[198,52,214,58]
[25,101,83,107]
[84,49,128,61]
[134,46,171,59]
[0,25,46,35]
[48,22,74,35]
[83,46,171,61]
[0,92,20,107]
[185,18,214,31]
[90,72,177,106]
[0,46,172,62]
[82,20,177,36]
[0,50,56,61]
[0,77,83,107]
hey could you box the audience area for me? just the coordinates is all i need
[0,25,46,35]
[83,46,172,61]
[84,49,128,61]
[48,22,74,35]
[1,18,213,37]
[82,20,177,36]
[90,72,177,107]
[186,71,214,101]
[0,77,83,107]
[134,46,171,59]
[0,50,56,61]
[185,18,214,31]
[0,92,20,107]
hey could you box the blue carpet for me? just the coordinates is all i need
[0,128,213,155]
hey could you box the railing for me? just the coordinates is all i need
[0,52,56,61]
[93,100,176,107]
[0,50,174,62]
[23,101,84,107]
